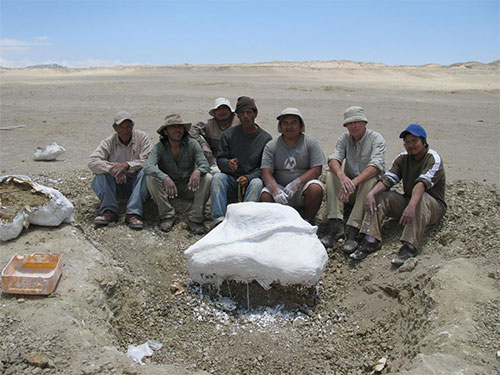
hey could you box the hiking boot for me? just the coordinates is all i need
[392,243,417,267]
[160,216,176,232]
[188,220,205,235]
[209,216,224,232]
[350,238,381,260]
[125,214,144,230]
[94,210,118,226]
[342,225,359,254]
[320,219,344,248]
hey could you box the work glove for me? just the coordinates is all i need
[283,178,302,198]
[272,189,289,205]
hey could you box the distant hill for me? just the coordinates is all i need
[24,64,68,69]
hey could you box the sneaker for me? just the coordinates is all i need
[320,219,344,248]
[392,243,417,267]
[160,216,176,232]
[349,238,381,260]
[94,210,118,226]
[342,225,359,254]
[188,220,205,235]
[209,216,224,231]
[125,214,144,230]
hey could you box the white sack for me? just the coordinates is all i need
[33,142,65,161]
[184,202,328,289]
[0,211,27,242]
[127,340,163,365]
[0,175,74,241]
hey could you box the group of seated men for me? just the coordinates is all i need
[88,96,446,267]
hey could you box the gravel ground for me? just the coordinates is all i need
[2,170,498,374]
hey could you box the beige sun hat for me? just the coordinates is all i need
[343,106,368,126]
[276,107,305,131]
[156,113,192,135]
[113,111,134,126]
[208,97,234,117]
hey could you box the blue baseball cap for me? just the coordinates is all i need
[399,124,427,140]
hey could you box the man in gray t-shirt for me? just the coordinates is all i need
[261,108,326,224]
[320,106,386,255]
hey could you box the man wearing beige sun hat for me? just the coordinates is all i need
[143,113,211,234]
[320,106,386,254]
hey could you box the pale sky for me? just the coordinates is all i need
[1,0,499,68]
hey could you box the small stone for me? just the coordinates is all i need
[25,352,50,368]
[17,298,26,304]
[399,258,418,273]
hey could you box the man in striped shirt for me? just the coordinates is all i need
[352,124,446,266]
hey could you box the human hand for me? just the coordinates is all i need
[162,176,178,199]
[229,158,238,173]
[236,175,248,188]
[202,145,212,161]
[365,192,377,215]
[272,189,288,205]
[115,173,126,184]
[400,204,416,225]
[110,162,129,178]
[188,169,201,191]
[283,178,302,198]
[339,174,356,195]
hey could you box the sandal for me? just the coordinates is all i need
[125,214,144,230]
[94,210,118,226]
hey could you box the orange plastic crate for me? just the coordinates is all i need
[2,253,62,295]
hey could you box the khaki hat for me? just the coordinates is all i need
[276,107,305,131]
[156,113,192,135]
[208,97,234,117]
[343,106,368,126]
[113,111,134,126]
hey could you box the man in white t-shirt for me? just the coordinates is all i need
[260,108,326,224]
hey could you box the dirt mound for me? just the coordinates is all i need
[1,170,499,374]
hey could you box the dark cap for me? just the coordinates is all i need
[235,96,258,114]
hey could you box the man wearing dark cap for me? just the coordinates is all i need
[352,124,446,266]
[189,97,239,172]
[210,96,272,228]
[88,111,151,230]
[321,106,386,255]
[143,113,211,234]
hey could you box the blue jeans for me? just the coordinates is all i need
[91,170,148,216]
[210,173,263,219]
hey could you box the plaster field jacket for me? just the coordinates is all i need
[381,148,446,212]
[88,130,152,176]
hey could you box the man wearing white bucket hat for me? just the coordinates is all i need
[88,111,151,230]
[189,97,239,171]
[144,113,211,234]
[260,108,326,224]
[320,106,386,254]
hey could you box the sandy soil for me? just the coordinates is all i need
[0,61,499,375]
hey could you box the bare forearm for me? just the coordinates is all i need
[352,166,379,187]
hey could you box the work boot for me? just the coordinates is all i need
[160,216,176,232]
[188,220,205,235]
[391,243,417,267]
[350,238,381,260]
[320,219,344,248]
[342,225,359,254]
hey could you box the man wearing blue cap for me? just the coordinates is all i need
[352,124,446,266]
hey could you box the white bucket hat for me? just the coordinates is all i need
[209,97,234,117]
[343,106,368,126]
[276,107,305,131]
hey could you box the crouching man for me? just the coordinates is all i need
[88,111,151,229]
[352,124,446,266]
[144,114,211,234]
[260,108,325,224]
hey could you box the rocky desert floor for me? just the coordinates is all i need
[1,61,499,374]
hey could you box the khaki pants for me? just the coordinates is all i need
[146,174,212,223]
[325,171,377,229]
[359,190,444,248]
